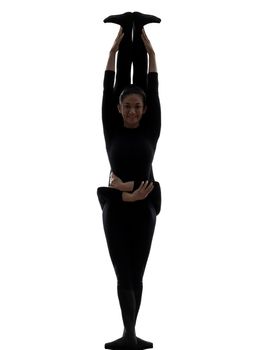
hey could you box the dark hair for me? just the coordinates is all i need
[119,84,146,106]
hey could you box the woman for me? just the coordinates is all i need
[97,11,161,350]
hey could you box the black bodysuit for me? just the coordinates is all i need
[98,70,161,214]
[98,13,163,348]
[97,18,162,344]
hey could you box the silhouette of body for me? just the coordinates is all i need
[97,12,161,349]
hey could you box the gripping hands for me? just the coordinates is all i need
[109,172,154,202]
[123,181,154,202]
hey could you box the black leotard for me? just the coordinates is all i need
[98,70,161,214]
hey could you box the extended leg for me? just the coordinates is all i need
[104,284,138,349]
[131,203,157,349]
[102,203,138,349]
[132,18,148,92]
[103,12,133,98]
[132,11,161,91]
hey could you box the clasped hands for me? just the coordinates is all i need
[109,172,154,202]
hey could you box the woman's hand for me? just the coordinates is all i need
[109,172,134,192]
[141,29,155,55]
[141,29,157,72]
[106,28,124,71]
[109,172,124,190]
[110,27,125,54]
[122,181,154,202]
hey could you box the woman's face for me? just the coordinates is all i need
[118,94,147,128]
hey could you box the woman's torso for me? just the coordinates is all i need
[107,126,156,182]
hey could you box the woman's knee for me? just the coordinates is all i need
[116,273,133,290]
[117,276,143,291]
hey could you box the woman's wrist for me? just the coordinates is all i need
[148,50,155,56]
[122,192,134,202]
[106,51,117,71]
[148,53,157,73]
[122,181,134,192]
[110,181,134,192]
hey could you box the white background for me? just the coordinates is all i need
[1,0,262,349]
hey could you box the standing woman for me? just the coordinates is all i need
[97,12,161,350]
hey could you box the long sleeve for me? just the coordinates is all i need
[102,70,122,146]
[142,72,161,144]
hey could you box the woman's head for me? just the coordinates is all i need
[118,85,147,128]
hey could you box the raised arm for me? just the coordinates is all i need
[102,28,125,144]
[141,29,157,73]
[106,28,124,71]
[141,29,161,142]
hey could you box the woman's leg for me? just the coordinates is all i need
[130,202,157,349]
[115,28,132,98]
[102,202,138,348]
[132,12,161,91]
[103,12,133,111]
[104,12,133,98]
[133,203,156,313]
[132,19,148,92]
